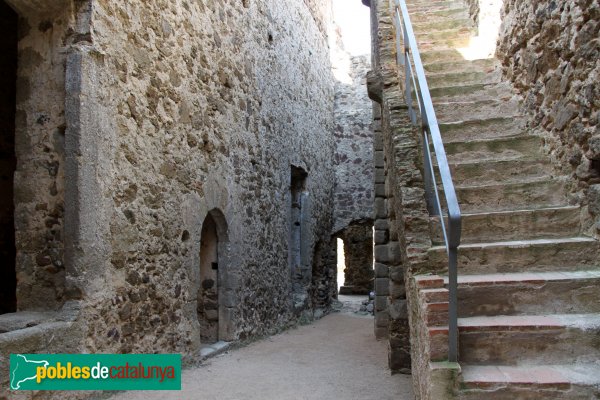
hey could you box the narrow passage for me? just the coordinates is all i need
[110,310,413,400]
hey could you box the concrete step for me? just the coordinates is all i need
[454,178,568,213]
[429,237,599,274]
[434,98,519,122]
[449,270,600,317]
[438,116,526,142]
[444,135,543,162]
[458,314,600,365]
[430,206,582,244]
[459,364,600,399]
[425,59,497,74]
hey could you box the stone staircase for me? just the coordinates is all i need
[405,0,600,398]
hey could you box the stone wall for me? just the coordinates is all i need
[338,221,374,295]
[1,0,335,361]
[333,54,374,233]
[497,0,600,233]
[368,0,436,382]
[9,0,93,312]
[310,237,338,315]
[77,0,336,354]
[303,0,332,38]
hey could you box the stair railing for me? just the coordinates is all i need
[392,0,462,363]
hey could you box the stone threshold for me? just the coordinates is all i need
[199,340,232,361]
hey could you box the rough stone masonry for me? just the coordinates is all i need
[0,0,370,397]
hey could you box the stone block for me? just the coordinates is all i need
[374,198,387,219]
[374,244,390,263]
[375,295,388,311]
[374,262,388,277]
[388,241,401,264]
[390,281,406,299]
[374,167,386,184]
[388,299,408,320]
[375,310,389,328]
[366,69,382,103]
[374,183,386,197]
[388,345,411,373]
[374,218,389,231]
[389,265,405,283]
[375,277,389,296]
[374,326,388,340]
[374,229,389,245]
[373,133,384,151]
[374,150,384,167]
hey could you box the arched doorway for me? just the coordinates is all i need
[198,209,228,344]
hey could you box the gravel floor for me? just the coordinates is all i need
[109,309,413,400]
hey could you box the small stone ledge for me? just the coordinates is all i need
[0,301,79,334]
[0,311,59,334]
[199,341,232,361]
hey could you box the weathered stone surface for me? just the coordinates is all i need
[2,0,338,386]
[338,222,374,294]
[333,52,374,233]
[497,0,600,233]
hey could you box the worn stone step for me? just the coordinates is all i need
[430,81,515,102]
[458,314,600,365]
[454,178,568,213]
[429,237,599,274]
[429,83,489,98]
[459,364,600,399]
[430,206,582,244]
[444,135,543,162]
[421,49,466,64]
[412,17,474,32]
[448,270,600,317]
[424,58,497,74]
[439,158,551,186]
[434,98,519,122]
[427,70,493,88]
[409,7,468,23]
[407,0,465,11]
[438,116,526,142]
[418,34,473,50]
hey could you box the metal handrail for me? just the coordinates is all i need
[392,0,462,362]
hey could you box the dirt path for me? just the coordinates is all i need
[109,311,413,400]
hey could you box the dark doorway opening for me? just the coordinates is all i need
[0,1,18,314]
[289,166,307,272]
[199,213,220,343]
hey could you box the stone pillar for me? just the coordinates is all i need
[372,103,390,339]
